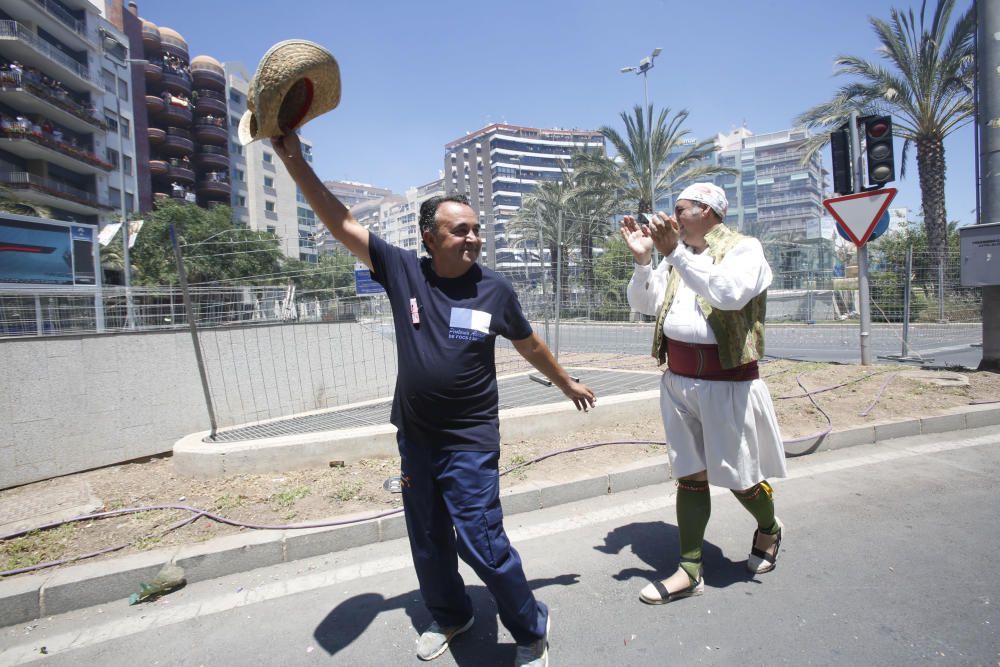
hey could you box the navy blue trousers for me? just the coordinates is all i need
[399,436,547,644]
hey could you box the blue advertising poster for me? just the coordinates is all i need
[354,266,385,295]
[0,215,96,285]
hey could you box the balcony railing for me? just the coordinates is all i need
[29,0,85,36]
[1,171,104,208]
[0,21,94,85]
[0,127,112,170]
[0,71,105,130]
[199,144,227,156]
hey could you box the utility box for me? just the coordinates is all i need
[960,222,1000,287]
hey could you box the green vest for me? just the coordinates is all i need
[651,224,767,369]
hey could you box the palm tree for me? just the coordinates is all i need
[795,0,975,263]
[0,185,52,218]
[574,105,731,214]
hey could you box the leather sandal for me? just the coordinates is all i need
[639,566,704,605]
[747,517,783,574]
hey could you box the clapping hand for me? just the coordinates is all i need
[619,216,654,265]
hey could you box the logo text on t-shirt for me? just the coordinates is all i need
[449,307,491,341]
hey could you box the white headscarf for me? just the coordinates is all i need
[677,183,728,220]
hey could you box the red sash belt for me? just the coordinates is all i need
[666,337,759,381]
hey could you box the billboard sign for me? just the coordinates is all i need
[0,214,97,286]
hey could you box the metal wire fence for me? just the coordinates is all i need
[0,244,982,430]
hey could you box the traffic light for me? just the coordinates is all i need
[829,123,853,195]
[863,115,895,187]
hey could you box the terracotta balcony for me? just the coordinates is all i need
[162,129,194,156]
[149,159,168,176]
[141,20,161,51]
[145,94,165,114]
[159,71,191,95]
[158,103,193,125]
[147,127,165,144]
[143,61,163,82]
[194,90,226,115]
[197,144,229,169]
[197,177,230,200]
[194,120,227,145]
[168,163,195,184]
[190,58,225,92]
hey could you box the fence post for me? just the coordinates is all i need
[902,242,912,358]
[170,224,218,437]
[34,294,42,336]
[554,209,562,361]
[938,258,946,322]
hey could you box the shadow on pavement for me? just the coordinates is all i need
[595,520,756,590]
[313,573,579,664]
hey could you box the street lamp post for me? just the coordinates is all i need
[100,30,145,329]
[621,47,662,213]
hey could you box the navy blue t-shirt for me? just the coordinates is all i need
[368,233,533,450]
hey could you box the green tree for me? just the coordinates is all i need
[590,234,636,321]
[574,105,731,214]
[128,200,283,286]
[795,0,975,263]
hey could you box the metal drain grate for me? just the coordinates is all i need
[205,369,660,443]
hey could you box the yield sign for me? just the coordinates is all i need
[823,188,897,246]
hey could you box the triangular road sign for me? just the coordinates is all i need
[823,188,897,246]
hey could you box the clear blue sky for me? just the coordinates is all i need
[136,0,978,226]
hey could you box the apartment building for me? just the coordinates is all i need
[444,123,604,268]
[0,0,133,227]
[380,177,443,253]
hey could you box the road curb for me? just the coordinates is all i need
[2,403,998,628]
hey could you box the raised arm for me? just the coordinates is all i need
[270,133,372,269]
[511,333,596,411]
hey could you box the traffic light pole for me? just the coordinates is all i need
[849,110,873,365]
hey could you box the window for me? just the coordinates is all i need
[265,201,275,212]
[263,152,273,164]
[104,109,118,132]
[120,118,130,139]
[264,176,274,188]
[106,148,119,168]
[234,169,245,182]
[237,195,246,207]
[123,155,132,173]
[118,78,129,102]
[229,90,243,105]
[266,225,276,234]
[102,69,115,95]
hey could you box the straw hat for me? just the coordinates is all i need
[237,40,341,145]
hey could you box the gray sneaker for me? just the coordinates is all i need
[415,616,474,661]
[514,614,550,667]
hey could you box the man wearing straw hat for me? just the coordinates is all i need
[245,40,594,667]
[620,183,787,605]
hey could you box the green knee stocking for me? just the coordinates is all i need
[676,478,710,582]
[732,481,778,533]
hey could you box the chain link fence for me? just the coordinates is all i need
[0,242,983,430]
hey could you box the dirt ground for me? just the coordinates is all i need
[2,360,998,577]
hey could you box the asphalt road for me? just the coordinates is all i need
[3,427,997,666]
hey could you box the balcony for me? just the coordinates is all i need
[162,127,194,156]
[193,120,227,145]
[159,31,189,59]
[0,21,99,91]
[197,144,229,169]
[143,61,162,82]
[147,127,165,144]
[194,89,226,115]
[0,71,105,133]
[17,0,87,51]
[168,162,195,184]
[148,159,168,176]
[0,170,107,214]
[141,22,161,52]
[145,94,165,114]
[158,71,191,95]
[0,126,112,174]
[196,176,230,200]
[158,103,193,125]
[191,63,225,92]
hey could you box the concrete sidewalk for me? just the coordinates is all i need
[2,402,999,628]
